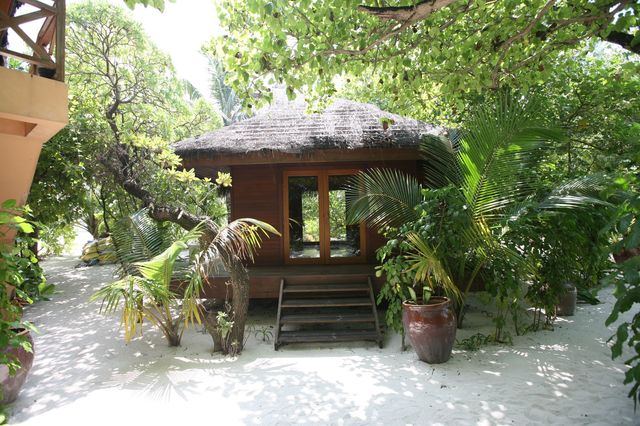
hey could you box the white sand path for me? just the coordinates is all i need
[6,256,639,425]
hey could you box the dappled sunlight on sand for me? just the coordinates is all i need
[4,256,638,425]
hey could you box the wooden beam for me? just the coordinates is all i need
[54,0,65,81]
[36,15,56,46]
[0,9,54,30]
[0,47,55,67]
[16,0,56,13]
[0,9,53,63]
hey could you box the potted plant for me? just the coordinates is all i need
[0,200,37,404]
[401,232,461,364]
[373,188,468,363]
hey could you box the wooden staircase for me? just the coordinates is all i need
[274,275,383,350]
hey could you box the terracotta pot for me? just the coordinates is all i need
[0,329,35,404]
[402,297,456,364]
[556,283,577,317]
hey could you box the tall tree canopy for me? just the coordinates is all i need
[213,0,638,109]
[29,0,221,248]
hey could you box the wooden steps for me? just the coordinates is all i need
[274,276,383,350]
[278,329,380,344]
[283,283,369,293]
[281,297,372,308]
[280,313,374,324]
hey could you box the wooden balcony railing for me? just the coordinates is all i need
[0,0,65,82]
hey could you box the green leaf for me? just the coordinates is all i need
[1,199,16,209]
[407,287,417,302]
[17,222,34,233]
[612,324,629,359]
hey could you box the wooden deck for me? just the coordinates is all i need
[202,264,383,299]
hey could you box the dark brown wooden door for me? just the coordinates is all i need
[283,169,366,265]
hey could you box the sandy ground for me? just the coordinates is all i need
[6,256,639,425]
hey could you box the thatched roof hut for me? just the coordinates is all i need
[173,99,446,164]
[173,98,443,293]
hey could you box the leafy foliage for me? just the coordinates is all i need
[606,181,640,410]
[28,1,224,248]
[29,127,90,254]
[0,200,37,380]
[95,205,279,349]
[215,1,639,111]
[350,95,609,342]
[123,0,170,11]
[374,186,471,332]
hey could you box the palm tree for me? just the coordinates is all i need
[347,95,602,328]
[208,57,249,126]
[92,225,201,346]
[92,209,278,349]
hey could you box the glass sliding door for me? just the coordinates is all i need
[286,175,321,260]
[328,174,361,259]
[284,170,365,264]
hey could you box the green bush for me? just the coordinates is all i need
[606,184,640,410]
[375,186,475,333]
[0,200,37,382]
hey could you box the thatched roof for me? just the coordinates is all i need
[173,99,446,161]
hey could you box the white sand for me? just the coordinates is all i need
[7,256,639,425]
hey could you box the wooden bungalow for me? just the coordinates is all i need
[174,99,445,347]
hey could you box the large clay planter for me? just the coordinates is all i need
[556,283,577,317]
[402,297,456,364]
[0,330,35,404]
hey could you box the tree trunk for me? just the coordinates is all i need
[226,255,249,355]
[29,224,40,260]
[165,330,181,347]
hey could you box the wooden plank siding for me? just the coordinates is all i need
[230,164,283,265]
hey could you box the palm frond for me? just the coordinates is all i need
[404,232,462,303]
[194,219,280,279]
[345,168,422,231]
[538,174,613,211]
[111,209,172,277]
[137,224,202,283]
[90,275,151,342]
[209,218,280,263]
[208,56,248,125]
[420,134,462,189]
[458,95,564,222]
[182,79,202,101]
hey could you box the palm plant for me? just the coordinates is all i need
[347,95,602,329]
[91,223,202,346]
[92,210,278,348]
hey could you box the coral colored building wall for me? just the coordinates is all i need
[0,67,68,242]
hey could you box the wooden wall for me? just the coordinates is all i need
[228,159,419,266]
[230,164,283,265]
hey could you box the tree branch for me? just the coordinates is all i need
[490,0,556,88]
[358,0,458,24]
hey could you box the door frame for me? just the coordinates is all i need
[283,168,366,265]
